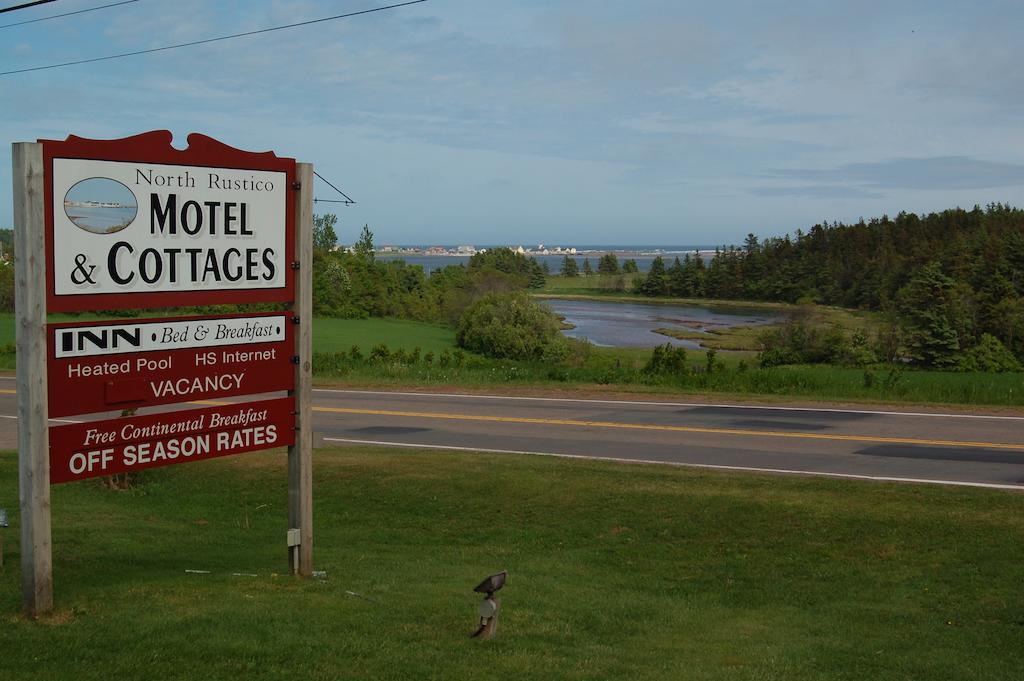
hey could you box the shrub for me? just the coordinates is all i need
[644,343,688,377]
[456,292,568,361]
[369,343,390,363]
[758,320,847,367]
[960,334,1023,372]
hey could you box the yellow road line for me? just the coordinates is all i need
[317,406,1024,451]
[14,392,1022,451]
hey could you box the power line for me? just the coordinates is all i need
[1,0,428,76]
[0,0,60,14]
[1,0,137,29]
[314,171,356,206]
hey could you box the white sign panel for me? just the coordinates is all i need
[51,158,287,297]
[54,315,288,359]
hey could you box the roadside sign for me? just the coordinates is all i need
[14,131,315,617]
[49,398,295,484]
[47,312,294,418]
[42,131,296,313]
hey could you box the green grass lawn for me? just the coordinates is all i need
[1,447,1022,680]
[310,316,456,354]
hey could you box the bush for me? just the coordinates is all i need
[758,320,847,367]
[369,343,390,363]
[960,334,1023,372]
[644,343,688,378]
[456,292,568,360]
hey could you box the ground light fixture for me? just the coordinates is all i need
[0,507,7,568]
[471,570,507,639]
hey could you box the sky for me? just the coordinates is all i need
[2,0,1023,246]
[65,177,135,205]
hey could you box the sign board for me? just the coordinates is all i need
[42,131,296,312]
[49,398,295,484]
[47,312,294,418]
[14,131,314,617]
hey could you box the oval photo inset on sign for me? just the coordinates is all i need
[64,177,138,234]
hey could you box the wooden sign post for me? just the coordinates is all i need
[14,142,53,617]
[12,132,314,615]
[289,162,314,577]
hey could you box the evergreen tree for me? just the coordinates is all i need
[622,259,639,273]
[667,257,687,297]
[639,256,669,296]
[597,252,620,275]
[560,255,579,277]
[897,262,962,367]
[582,258,593,276]
[528,259,547,289]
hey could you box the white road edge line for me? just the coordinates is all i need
[322,436,1024,491]
[1,376,1020,420]
[313,388,1024,421]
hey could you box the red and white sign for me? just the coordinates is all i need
[47,312,294,418]
[49,398,295,484]
[42,131,296,313]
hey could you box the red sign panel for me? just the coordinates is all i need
[49,398,295,484]
[41,131,296,313]
[47,312,294,418]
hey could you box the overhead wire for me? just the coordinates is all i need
[0,0,61,14]
[1,0,137,29]
[0,0,428,76]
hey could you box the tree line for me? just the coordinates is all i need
[310,214,548,325]
[629,204,1024,367]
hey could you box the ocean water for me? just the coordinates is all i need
[66,205,137,233]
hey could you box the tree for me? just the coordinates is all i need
[897,262,962,367]
[528,259,547,289]
[638,256,669,296]
[667,257,687,297]
[622,259,639,274]
[313,213,338,252]
[582,258,593,276]
[560,255,579,277]
[354,224,375,261]
[597,252,620,275]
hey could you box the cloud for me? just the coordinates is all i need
[776,157,1024,191]
[749,185,883,199]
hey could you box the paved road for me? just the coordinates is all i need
[2,378,1024,490]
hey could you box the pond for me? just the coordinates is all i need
[544,299,781,349]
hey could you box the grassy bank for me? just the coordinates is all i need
[2,313,1021,408]
[314,351,1024,407]
[2,447,1022,680]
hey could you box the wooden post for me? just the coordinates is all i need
[13,142,52,616]
[288,162,314,576]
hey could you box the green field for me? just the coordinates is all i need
[310,316,456,354]
[1,447,1022,680]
